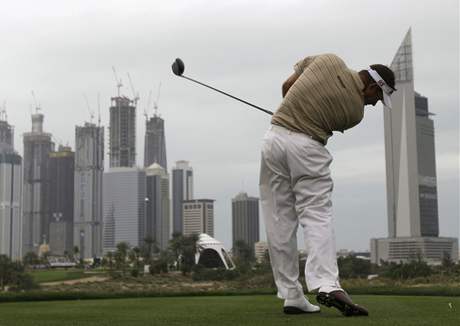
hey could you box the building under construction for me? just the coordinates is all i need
[109,97,136,168]
[48,146,75,256]
[0,113,13,152]
[74,122,104,259]
[22,112,54,254]
[144,114,167,169]
[0,115,22,260]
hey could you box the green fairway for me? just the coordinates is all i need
[0,295,458,326]
[28,269,106,284]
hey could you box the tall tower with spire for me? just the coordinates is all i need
[371,29,458,264]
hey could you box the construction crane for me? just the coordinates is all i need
[83,93,95,123]
[97,92,101,126]
[0,100,6,121]
[31,90,41,113]
[52,135,64,149]
[144,89,153,121]
[127,72,140,106]
[112,66,123,97]
[153,82,162,116]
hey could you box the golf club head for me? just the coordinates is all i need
[172,58,185,76]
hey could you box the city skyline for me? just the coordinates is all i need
[0,0,458,252]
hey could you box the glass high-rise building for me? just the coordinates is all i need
[232,192,259,255]
[103,168,146,253]
[172,161,193,235]
[145,163,170,251]
[48,146,75,255]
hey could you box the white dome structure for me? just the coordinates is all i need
[195,233,235,270]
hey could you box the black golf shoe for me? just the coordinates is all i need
[316,290,369,317]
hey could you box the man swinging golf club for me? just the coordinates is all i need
[259,53,395,316]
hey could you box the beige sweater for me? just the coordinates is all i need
[272,54,365,145]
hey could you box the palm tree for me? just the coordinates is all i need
[141,236,158,263]
[115,242,130,276]
[104,251,114,271]
[129,247,142,270]
[168,233,199,275]
[22,252,40,269]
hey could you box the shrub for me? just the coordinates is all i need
[0,255,39,291]
[338,255,372,278]
[192,265,240,281]
[130,269,140,278]
[379,259,432,280]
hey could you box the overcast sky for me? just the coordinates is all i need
[1,0,458,251]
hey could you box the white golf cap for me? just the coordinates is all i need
[367,68,395,109]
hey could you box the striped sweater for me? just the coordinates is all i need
[272,54,365,145]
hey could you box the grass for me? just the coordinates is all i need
[29,269,102,283]
[0,295,459,326]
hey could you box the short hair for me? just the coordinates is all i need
[369,64,396,90]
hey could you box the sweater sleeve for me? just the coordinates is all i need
[293,55,318,75]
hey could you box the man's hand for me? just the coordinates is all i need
[282,72,300,97]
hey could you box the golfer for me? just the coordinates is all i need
[259,53,395,316]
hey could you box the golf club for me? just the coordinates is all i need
[171,58,273,116]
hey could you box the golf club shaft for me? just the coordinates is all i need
[181,75,273,116]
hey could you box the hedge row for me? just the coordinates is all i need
[0,285,459,303]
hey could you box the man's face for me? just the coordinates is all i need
[363,83,383,107]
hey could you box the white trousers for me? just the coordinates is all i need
[259,124,341,299]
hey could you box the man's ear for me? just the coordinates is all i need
[368,83,380,94]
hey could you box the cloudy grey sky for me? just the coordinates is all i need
[1,0,458,251]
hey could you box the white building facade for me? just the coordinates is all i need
[183,199,214,237]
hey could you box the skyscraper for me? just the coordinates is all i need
[22,111,54,254]
[74,122,104,259]
[0,116,22,260]
[109,97,136,168]
[232,192,260,254]
[48,146,75,255]
[172,160,193,234]
[103,168,146,252]
[145,163,170,251]
[183,199,214,237]
[371,29,458,264]
[144,114,167,169]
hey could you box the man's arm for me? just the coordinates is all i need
[282,55,317,97]
[282,72,300,97]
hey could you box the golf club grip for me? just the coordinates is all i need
[182,76,273,116]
